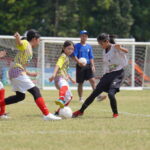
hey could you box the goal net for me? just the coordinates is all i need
[0,36,150,90]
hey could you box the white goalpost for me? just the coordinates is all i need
[0,35,150,90]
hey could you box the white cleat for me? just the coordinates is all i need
[43,113,62,120]
[0,114,9,119]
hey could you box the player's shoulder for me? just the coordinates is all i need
[86,43,93,49]
[16,39,29,51]
[59,53,67,59]
[75,43,81,47]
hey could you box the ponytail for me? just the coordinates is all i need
[97,33,116,44]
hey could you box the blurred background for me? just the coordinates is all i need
[0,0,149,41]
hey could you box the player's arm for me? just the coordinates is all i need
[72,45,84,67]
[14,32,23,46]
[89,46,95,72]
[68,74,76,84]
[26,70,37,77]
[90,59,96,72]
[72,56,84,67]
[49,65,59,82]
[49,55,65,82]
[115,44,128,53]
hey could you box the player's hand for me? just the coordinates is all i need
[0,51,6,58]
[78,62,86,67]
[49,75,55,82]
[71,79,76,84]
[14,32,21,39]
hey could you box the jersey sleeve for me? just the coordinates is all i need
[73,44,79,57]
[56,54,66,69]
[16,40,28,51]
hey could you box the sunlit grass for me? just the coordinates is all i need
[0,87,150,150]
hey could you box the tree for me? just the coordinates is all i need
[0,0,38,35]
[130,0,150,41]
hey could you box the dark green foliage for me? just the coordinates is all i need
[0,0,149,41]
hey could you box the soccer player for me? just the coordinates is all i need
[49,40,75,111]
[0,29,61,120]
[72,30,106,102]
[0,50,7,119]
[73,33,128,118]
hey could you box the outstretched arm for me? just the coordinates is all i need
[68,74,76,84]
[49,65,59,82]
[115,44,128,53]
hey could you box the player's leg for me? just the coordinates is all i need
[108,88,118,118]
[78,83,84,102]
[5,91,25,105]
[28,86,61,120]
[0,81,6,118]
[73,79,104,118]
[86,66,107,101]
[55,89,73,115]
[55,78,72,108]
[89,77,96,90]
[108,69,125,118]
[76,64,85,102]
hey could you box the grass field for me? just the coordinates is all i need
[0,87,150,150]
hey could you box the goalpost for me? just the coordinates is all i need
[0,35,150,90]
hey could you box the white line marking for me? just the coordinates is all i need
[99,109,150,117]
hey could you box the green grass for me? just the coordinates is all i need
[0,87,150,150]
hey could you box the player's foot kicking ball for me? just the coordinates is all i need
[72,110,83,118]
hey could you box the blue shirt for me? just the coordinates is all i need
[73,43,94,64]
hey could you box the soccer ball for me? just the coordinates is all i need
[79,57,87,66]
[59,106,73,119]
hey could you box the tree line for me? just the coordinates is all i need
[0,0,149,41]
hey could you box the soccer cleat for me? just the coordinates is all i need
[55,99,65,108]
[113,114,119,118]
[97,95,107,101]
[43,113,62,120]
[0,114,9,119]
[72,110,83,118]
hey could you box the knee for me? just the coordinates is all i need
[16,93,25,101]
[108,91,116,98]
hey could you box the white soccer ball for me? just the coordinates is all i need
[59,106,73,119]
[79,57,87,66]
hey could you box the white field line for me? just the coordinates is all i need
[99,109,150,117]
[72,105,150,118]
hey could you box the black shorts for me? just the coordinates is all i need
[76,64,95,83]
[96,69,125,93]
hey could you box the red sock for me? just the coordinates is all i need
[59,86,68,100]
[35,97,49,115]
[0,89,6,115]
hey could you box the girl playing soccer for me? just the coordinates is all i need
[0,29,61,120]
[49,40,75,112]
[73,33,128,118]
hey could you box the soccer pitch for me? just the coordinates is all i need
[0,87,150,150]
